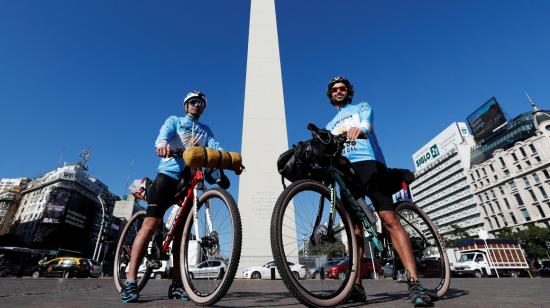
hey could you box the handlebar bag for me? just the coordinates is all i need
[183,146,244,173]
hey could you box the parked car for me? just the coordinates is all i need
[188,260,227,279]
[537,266,550,277]
[83,259,102,278]
[137,260,171,280]
[242,260,307,280]
[32,257,93,278]
[416,258,442,278]
[309,259,345,279]
[325,258,383,280]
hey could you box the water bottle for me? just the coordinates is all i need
[356,197,377,225]
[165,204,182,230]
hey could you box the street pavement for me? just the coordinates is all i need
[0,277,549,307]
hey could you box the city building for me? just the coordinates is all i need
[409,122,487,239]
[467,103,550,235]
[0,190,23,235]
[10,162,119,257]
[112,194,141,233]
[0,178,30,193]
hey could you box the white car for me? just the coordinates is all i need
[189,260,227,279]
[242,261,306,280]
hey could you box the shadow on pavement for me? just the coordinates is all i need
[362,287,468,306]
[215,291,302,307]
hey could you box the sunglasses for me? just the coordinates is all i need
[187,99,204,107]
[331,86,347,93]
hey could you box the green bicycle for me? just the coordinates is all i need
[270,124,450,307]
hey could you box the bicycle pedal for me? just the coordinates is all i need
[147,259,162,269]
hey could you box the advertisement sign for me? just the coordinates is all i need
[412,122,468,171]
[466,97,507,141]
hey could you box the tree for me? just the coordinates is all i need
[443,224,472,247]
[496,225,550,269]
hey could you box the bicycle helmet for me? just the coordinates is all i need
[183,91,207,109]
[326,76,354,105]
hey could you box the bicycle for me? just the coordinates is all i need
[270,124,450,307]
[113,151,242,306]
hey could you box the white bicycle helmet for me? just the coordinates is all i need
[183,91,207,109]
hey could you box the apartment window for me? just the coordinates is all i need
[494,217,501,228]
[510,181,517,190]
[476,170,480,177]
[499,186,505,195]
[529,144,537,154]
[521,209,531,221]
[504,169,510,176]
[490,203,495,215]
[494,175,498,180]
[486,218,494,229]
[490,190,496,198]
[484,192,490,201]
[495,200,502,212]
[528,190,538,201]
[482,206,488,217]
[489,164,495,172]
[501,214,508,226]
[512,153,518,162]
[539,187,548,199]
[523,177,530,187]
[504,198,511,209]
[470,175,475,182]
[510,213,518,224]
[499,157,506,168]
[535,156,542,163]
[526,160,532,167]
[536,205,545,218]
[520,148,527,158]
[533,173,541,183]
[544,169,550,179]
[482,168,487,176]
[517,164,523,171]
[515,193,524,206]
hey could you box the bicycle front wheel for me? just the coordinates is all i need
[395,202,451,298]
[271,180,358,308]
[180,188,242,306]
[113,210,152,293]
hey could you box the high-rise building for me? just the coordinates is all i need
[467,104,550,235]
[409,122,486,239]
[10,162,119,257]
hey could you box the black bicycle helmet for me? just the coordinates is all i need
[326,76,354,105]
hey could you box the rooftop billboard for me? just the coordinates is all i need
[466,97,507,141]
[412,122,470,171]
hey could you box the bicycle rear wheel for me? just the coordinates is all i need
[270,180,358,308]
[180,188,242,306]
[395,202,451,298]
[113,211,152,293]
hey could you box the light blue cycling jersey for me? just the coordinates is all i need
[155,115,223,180]
[325,102,386,165]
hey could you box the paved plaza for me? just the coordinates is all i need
[0,277,549,307]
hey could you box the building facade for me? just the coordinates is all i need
[0,178,30,193]
[410,122,487,239]
[10,162,119,257]
[0,190,22,235]
[468,108,550,235]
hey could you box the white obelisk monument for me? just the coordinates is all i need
[238,0,294,273]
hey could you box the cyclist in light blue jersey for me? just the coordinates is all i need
[326,77,432,307]
[120,91,223,303]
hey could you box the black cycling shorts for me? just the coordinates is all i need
[145,173,179,219]
[350,160,395,212]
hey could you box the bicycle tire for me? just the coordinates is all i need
[270,180,359,308]
[113,210,153,293]
[180,187,242,306]
[395,202,451,298]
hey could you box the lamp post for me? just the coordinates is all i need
[93,194,106,261]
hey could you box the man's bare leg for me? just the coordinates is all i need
[126,217,162,281]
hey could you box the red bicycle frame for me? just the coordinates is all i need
[160,169,204,253]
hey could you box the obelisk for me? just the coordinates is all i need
[238,0,294,274]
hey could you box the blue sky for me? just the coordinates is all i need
[1,0,549,199]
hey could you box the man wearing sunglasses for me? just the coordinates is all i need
[120,90,223,303]
[325,77,432,307]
